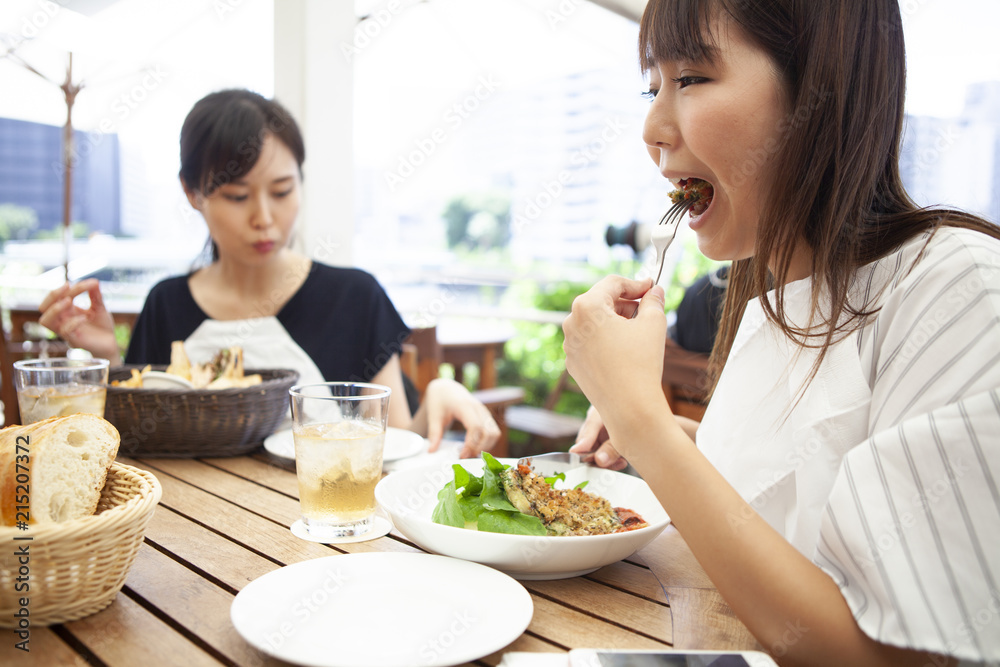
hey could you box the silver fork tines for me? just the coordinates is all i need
[632,200,690,318]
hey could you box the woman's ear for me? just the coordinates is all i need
[180,176,203,211]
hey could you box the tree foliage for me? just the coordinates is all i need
[0,204,38,247]
[441,192,511,250]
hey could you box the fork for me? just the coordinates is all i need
[516,451,583,476]
[632,199,691,318]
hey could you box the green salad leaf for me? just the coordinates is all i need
[430,479,464,528]
[431,453,546,536]
[480,452,519,512]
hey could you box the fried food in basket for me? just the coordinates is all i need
[202,347,262,389]
[112,344,262,389]
[113,365,152,388]
[166,341,192,380]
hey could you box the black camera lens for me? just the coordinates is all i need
[606,220,640,252]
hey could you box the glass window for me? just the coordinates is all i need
[900,0,1000,223]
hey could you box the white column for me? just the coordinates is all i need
[274,0,355,267]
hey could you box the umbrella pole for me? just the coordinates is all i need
[60,52,79,284]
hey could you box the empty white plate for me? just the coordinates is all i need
[264,427,426,463]
[230,552,533,667]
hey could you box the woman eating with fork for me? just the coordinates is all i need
[565,0,1000,664]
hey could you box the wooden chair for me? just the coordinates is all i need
[662,337,711,421]
[402,326,525,457]
[504,369,586,456]
[504,338,712,457]
[400,326,441,401]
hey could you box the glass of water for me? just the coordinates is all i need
[289,382,391,540]
[13,357,110,424]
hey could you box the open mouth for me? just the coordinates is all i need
[669,178,714,216]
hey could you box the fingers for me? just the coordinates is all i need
[39,282,71,312]
[569,406,605,455]
[69,278,100,298]
[83,279,107,311]
[58,313,90,342]
[39,279,104,330]
[593,441,628,470]
[458,409,501,458]
[595,275,655,303]
[38,295,76,333]
[635,284,666,318]
[611,283,665,319]
[38,296,65,332]
[425,419,444,453]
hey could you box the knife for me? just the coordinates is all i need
[516,451,583,477]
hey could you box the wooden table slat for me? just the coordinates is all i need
[0,626,91,667]
[526,576,672,640]
[527,595,671,650]
[64,593,225,667]
[125,545,277,666]
[585,560,670,605]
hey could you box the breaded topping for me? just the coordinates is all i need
[501,464,648,536]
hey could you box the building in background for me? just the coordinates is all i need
[0,116,121,235]
[900,81,1000,224]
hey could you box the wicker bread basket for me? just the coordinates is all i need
[104,366,299,457]
[0,462,162,628]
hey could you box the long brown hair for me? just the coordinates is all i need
[639,0,1000,392]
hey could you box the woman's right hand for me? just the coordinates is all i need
[569,406,629,471]
[38,280,120,361]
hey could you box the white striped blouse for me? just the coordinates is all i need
[697,226,1000,663]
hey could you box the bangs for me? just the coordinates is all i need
[198,101,270,193]
[638,0,722,70]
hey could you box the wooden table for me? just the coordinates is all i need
[437,326,513,390]
[0,453,760,666]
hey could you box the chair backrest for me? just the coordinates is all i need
[541,369,584,411]
[402,326,442,399]
[661,337,711,421]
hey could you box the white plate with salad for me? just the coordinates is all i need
[231,552,532,667]
[375,454,670,580]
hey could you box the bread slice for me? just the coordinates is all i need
[0,414,120,526]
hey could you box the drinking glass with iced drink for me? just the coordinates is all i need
[289,382,391,540]
[13,357,110,424]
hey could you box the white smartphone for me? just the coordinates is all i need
[567,649,778,667]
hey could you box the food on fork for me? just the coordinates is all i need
[0,414,120,526]
[112,343,262,389]
[669,177,714,215]
[432,453,648,536]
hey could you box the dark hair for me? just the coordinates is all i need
[639,0,1000,393]
[180,89,304,194]
[179,89,305,262]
